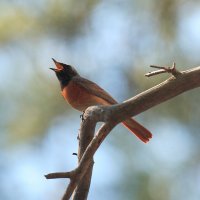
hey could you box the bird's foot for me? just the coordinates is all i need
[80,111,85,121]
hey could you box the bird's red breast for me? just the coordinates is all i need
[61,78,111,111]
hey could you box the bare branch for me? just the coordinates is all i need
[113,66,200,121]
[46,65,200,200]
[45,172,74,179]
[72,112,96,200]
[145,62,182,77]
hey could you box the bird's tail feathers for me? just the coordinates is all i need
[122,118,152,143]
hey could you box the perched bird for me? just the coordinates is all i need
[50,59,152,143]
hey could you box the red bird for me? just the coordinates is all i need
[50,59,152,143]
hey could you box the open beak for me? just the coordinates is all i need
[49,67,57,71]
[51,58,64,70]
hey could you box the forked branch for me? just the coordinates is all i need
[45,64,200,200]
[145,62,182,77]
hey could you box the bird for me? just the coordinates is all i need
[50,59,152,143]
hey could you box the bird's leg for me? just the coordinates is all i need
[80,110,85,122]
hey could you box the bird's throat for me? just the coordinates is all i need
[60,78,71,90]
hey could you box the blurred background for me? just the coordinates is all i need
[1,0,200,199]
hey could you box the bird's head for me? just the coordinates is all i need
[50,58,79,89]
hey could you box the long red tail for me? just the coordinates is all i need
[122,118,152,143]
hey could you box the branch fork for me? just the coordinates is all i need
[45,64,200,200]
[145,62,182,77]
[45,105,116,200]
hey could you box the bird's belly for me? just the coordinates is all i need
[61,84,110,112]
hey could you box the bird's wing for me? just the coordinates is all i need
[73,76,117,105]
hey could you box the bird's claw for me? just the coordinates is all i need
[80,111,85,121]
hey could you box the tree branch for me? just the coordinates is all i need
[145,62,182,77]
[112,66,200,121]
[72,112,96,200]
[45,65,200,200]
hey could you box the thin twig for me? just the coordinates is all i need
[145,69,168,77]
[45,171,74,179]
[145,62,182,77]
